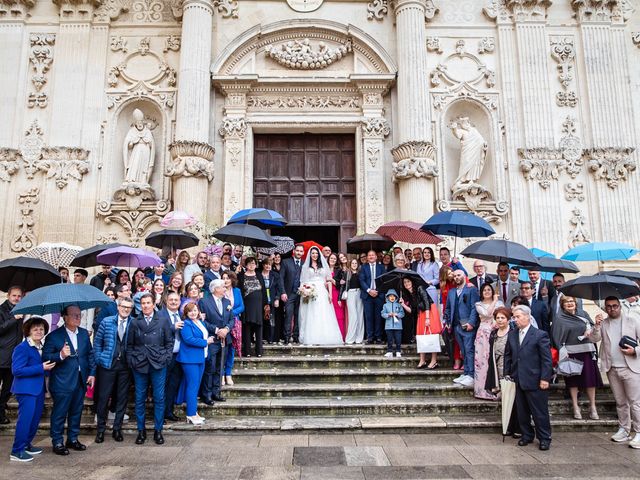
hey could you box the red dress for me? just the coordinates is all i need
[331,271,346,340]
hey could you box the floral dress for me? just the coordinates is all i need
[474,300,503,400]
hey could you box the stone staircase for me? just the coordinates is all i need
[1,344,618,435]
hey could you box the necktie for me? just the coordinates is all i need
[118,320,125,341]
[370,264,375,290]
[502,281,507,301]
[519,329,525,345]
[172,313,179,326]
[216,298,222,314]
[145,316,152,325]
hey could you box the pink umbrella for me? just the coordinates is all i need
[161,210,197,228]
[376,221,443,245]
[96,246,162,269]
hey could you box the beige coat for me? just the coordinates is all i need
[601,311,640,374]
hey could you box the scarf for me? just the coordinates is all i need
[551,309,596,353]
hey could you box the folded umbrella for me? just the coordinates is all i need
[145,229,199,251]
[346,233,395,254]
[25,242,83,269]
[500,378,517,439]
[227,208,287,228]
[375,269,428,294]
[461,239,539,267]
[213,223,277,248]
[0,256,62,292]
[561,241,639,262]
[97,246,162,269]
[558,274,640,300]
[376,221,443,245]
[70,242,128,267]
[12,283,113,316]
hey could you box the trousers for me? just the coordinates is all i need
[132,367,166,432]
[12,392,44,453]
[454,325,475,377]
[95,365,130,432]
[516,383,551,443]
[50,378,85,445]
[164,353,183,417]
[607,366,640,433]
[181,363,205,416]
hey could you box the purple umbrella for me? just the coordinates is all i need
[96,246,162,269]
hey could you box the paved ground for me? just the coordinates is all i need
[0,431,639,479]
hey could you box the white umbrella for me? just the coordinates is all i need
[500,378,517,439]
[24,242,83,269]
[161,210,197,228]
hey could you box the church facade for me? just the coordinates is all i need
[0,0,639,256]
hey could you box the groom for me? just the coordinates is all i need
[280,244,304,345]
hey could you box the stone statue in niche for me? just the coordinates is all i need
[449,116,488,191]
[123,108,155,186]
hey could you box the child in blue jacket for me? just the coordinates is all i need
[381,289,404,357]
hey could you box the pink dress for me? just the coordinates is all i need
[331,271,346,340]
[473,300,503,400]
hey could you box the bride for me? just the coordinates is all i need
[298,247,344,345]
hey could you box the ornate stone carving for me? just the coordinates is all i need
[166,140,215,181]
[164,35,180,52]
[477,37,495,54]
[361,117,390,138]
[633,32,640,48]
[28,34,55,109]
[94,0,130,22]
[449,116,488,192]
[218,117,247,139]
[585,147,636,188]
[131,0,165,21]
[568,207,591,247]
[518,148,566,189]
[122,108,155,188]
[433,90,498,112]
[426,36,443,53]
[571,0,633,23]
[247,95,360,110]
[556,91,578,107]
[484,0,551,22]
[110,36,128,52]
[367,0,439,21]
[95,233,119,244]
[11,187,39,253]
[391,141,438,182]
[366,145,380,168]
[0,0,35,18]
[0,148,20,182]
[213,0,238,18]
[20,121,44,177]
[550,37,577,107]
[559,116,583,177]
[437,197,509,224]
[96,198,170,247]
[264,38,352,70]
[54,0,104,19]
[430,40,495,89]
[564,182,585,201]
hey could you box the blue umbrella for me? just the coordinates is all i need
[12,283,112,316]
[561,242,639,262]
[422,211,495,255]
[227,208,287,228]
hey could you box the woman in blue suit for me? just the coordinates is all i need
[10,317,56,462]
[221,270,244,386]
[177,302,213,425]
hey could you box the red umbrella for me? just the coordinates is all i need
[298,240,323,260]
[376,221,443,245]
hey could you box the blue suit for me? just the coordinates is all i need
[177,319,209,416]
[444,285,480,377]
[359,262,386,341]
[529,299,550,334]
[42,326,95,446]
[156,307,183,418]
[198,296,233,400]
[11,340,46,455]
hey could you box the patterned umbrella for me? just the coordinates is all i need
[161,210,197,228]
[24,242,83,269]
[256,236,296,255]
[376,221,443,245]
[12,283,112,316]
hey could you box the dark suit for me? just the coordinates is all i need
[198,296,234,400]
[444,285,480,377]
[532,279,556,305]
[469,274,496,290]
[42,326,95,446]
[529,298,551,334]
[127,313,174,432]
[156,307,183,418]
[496,278,520,305]
[0,300,22,421]
[504,325,553,444]
[359,262,387,341]
[280,257,303,342]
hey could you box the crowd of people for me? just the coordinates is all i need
[0,241,639,461]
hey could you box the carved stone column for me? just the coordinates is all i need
[218,116,247,223]
[167,0,215,221]
[392,0,437,220]
[361,117,390,232]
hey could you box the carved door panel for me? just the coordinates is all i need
[253,134,356,251]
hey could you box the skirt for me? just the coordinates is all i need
[564,351,603,389]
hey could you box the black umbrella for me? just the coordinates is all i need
[0,256,62,292]
[145,229,199,251]
[558,274,640,300]
[213,224,277,248]
[597,270,640,281]
[346,233,395,254]
[70,242,127,267]
[523,256,580,274]
[375,269,428,294]
[460,240,539,267]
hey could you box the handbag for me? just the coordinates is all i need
[557,345,584,376]
[416,309,441,353]
[619,335,638,349]
[341,290,348,301]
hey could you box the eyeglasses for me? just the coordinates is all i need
[118,305,133,310]
[605,304,620,310]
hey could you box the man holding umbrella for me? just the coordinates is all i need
[0,286,24,425]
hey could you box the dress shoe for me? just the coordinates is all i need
[135,430,146,445]
[65,440,86,451]
[112,430,124,442]
[164,413,180,422]
[153,430,164,445]
[53,444,70,455]
[518,439,532,446]
[202,397,214,406]
[211,395,226,402]
[95,431,105,443]
[539,442,551,451]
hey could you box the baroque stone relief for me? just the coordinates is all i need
[166,141,215,181]
[27,34,55,109]
[430,40,495,89]
[564,182,585,201]
[361,117,390,138]
[391,141,438,181]
[437,198,509,225]
[483,0,552,23]
[96,198,170,246]
[246,95,360,111]
[550,37,578,108]
[264,38,352,70]
[94,0,130,22]
[568,207,591,247]
[585,147,636,188]
[571,0,635,24]
[0,0,35,18]
[170,0,238,19]
[0,149,20,182]
[367,0,439,21]
[11,187,39,253]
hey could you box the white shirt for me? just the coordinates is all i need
[65,327,81,370]
[167,309,181,353]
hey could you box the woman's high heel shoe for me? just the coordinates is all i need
[416,363,427,369]
[573,408,582,420]
[589,408,599,420]
[187,415,204,425]
[426,362,439,370]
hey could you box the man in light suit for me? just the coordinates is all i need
[42,305,96,455]
[444,270,480,387]
[280,244,304,344]
[359,250,386,344]
[199,279,234,404]
[520,281,551,333]
[504,305,553,451]
[495,262,520,305]
[156,292,183,422]
[469,260,496,290]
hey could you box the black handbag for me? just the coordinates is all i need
[619,335,639,349]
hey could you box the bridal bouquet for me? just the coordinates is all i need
[297,283,317,303]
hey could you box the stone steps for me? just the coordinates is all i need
[259,344,427,356]
[236,355,436,369]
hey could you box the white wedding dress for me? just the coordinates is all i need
[298,250,344,345]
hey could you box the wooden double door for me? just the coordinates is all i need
[253,134,356,252]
